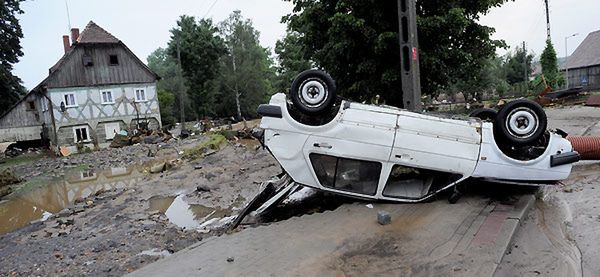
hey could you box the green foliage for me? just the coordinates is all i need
[282,0,511,106]
[451,55,509,101]
[157,89,176,127]
[168,16,227,118]
[216,11,276,119]
[0,0,26,112]
[504,45,534,85]
[274,31,313,93]
[540,39,564,88]
[147,48,191,124]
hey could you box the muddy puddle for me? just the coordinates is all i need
[148,195,234,230]
[0,166,145,235]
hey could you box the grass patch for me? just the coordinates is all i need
[10,177,48,195]
[182,133,228,160]
[0,153,44,170]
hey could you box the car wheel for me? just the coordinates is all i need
[290,69,337,115]
[469,108,497,122]
[495,99,547,146]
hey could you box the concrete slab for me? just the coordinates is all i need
[130,194,534,277]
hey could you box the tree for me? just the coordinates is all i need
[274,31,313,94]
[0,0,26,112]
[216,11,275,119]
[503,45,534,85]
[147,48,189,125]
[157,89,176,127]
[540,39,563,88]
[452,55,508,101]
[282,0,511,107]
[168,16,227,118]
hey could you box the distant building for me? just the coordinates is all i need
[0,21,161,153]
[562,30,600,90]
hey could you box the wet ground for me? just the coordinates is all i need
[0,135,280,276]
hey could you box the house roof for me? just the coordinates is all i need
[77,21,120,44]
[563,30,600,70]
[31,21,159,93]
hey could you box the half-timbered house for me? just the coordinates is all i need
[0,21,161,153]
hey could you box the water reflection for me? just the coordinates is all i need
[148,195,231,230]
[0,166,144,235]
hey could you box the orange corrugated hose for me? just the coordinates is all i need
[568,136,600,160]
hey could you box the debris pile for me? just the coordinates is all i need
[110,130,174,148]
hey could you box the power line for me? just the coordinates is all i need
[64,0,71,31]
[203,0,219,18]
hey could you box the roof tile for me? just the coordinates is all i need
[77,21,120,44]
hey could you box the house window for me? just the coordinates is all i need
[73,126,89,142]
[27,101,36,110]
[83,54,93,66]
[109,55,119,65]
[80,170,96,180]
[101,90,114,104]
[64,93,77,107]
[135,88,146,102]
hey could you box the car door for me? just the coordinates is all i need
[302,105,397,198]
[383,112,481,200]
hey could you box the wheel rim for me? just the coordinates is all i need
[299,78,328,108]
[505,107,539,139]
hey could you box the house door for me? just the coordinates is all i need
[104,122,121,140]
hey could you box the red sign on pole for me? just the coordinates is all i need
[412,47,418,61]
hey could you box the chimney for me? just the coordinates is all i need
[71,28,79,44]
[62,35,70,54]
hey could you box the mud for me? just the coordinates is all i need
[0,134,279,276]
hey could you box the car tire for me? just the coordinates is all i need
[469,108,497,122]
[290,69,337,115]
[494,99,547,146]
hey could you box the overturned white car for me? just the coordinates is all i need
[256,70,579,203]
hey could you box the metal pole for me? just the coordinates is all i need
[565,36,569,89]
[565,33,579,89]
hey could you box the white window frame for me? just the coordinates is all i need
[134,88,147,102]
[101,90,114,104]
[104,122,121,140]
[64,93,77,107]
[80,170,96,180]
[73,126,91,142]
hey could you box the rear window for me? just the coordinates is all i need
[310,154,381,196]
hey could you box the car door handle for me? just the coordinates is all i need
[313,143,332,149]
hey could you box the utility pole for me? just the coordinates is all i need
[176,38,186,132]
[397,0,422,112]
[544,0,551,40]
[523,41,528,82]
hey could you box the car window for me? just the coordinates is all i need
[383,165,462,199]
[310,154,381,196]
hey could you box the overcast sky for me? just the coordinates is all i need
[13,0,600,90]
